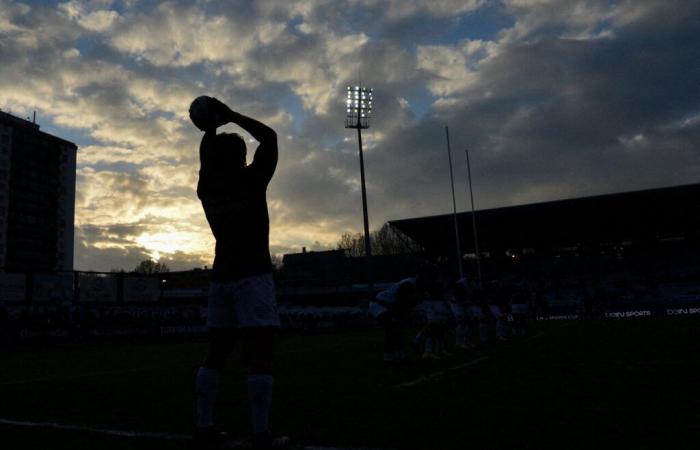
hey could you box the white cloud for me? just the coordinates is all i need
[417,39,497,97]
[1,0,697,271]
[108,3,257,66]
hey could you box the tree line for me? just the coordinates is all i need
[112,223,419,273]
[336,223,422,257]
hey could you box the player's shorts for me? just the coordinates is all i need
[206,273,280,328]
[469,305,484,321]
[425,300,448,323]
[369,301,388,319]
[511,304,529,315]
[489,305,503,319]
[449,302,467,321]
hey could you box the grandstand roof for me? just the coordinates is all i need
[389,183,700,255]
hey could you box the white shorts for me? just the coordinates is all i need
[425,300,448,323]
[206,273,280,328]
[469,305,484,321]
[450,302,467,321]
[369,301,388,319]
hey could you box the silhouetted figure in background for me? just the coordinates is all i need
[370,263,439,363]
[421,282,450,359]
[510,279,530,336]
[452,276,477,349]
[191,97,288,449]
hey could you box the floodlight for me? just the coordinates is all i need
[345,85,373,129]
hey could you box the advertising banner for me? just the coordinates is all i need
[124,277,160,303]
[32,273,73,303]
[0,273,25,302]
[79,273,118,303]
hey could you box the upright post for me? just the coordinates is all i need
[465,147,482,288]
[445,126,463,279]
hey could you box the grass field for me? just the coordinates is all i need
[1,318,699,450]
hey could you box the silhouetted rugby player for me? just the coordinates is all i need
[197,115,276,281]
[191,97,289,450]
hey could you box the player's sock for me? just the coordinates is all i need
[497,319,507,338]
[466,325,474,344]
[479,324,489,343]
[424,337,434,354]
[456,325,467,346]
[248,373,274,433]
[196,366,220,428]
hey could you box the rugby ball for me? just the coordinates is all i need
[189,96,212,131]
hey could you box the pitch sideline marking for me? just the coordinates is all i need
[0,418,380,450]
[394,331,546,388]
[522,331,545,343]
[394,356,491,388]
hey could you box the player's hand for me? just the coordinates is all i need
[208,97,233,128]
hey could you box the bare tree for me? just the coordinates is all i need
[337,231,366,257]
[133,259,170,274]
[372,223,423,255]
[337,223,422,256]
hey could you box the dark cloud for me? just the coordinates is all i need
[2,0,698,270]
[396,0,700,210]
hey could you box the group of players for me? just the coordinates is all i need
[371,263,533,363]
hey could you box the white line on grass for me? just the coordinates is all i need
[0,418,382,450]
[394,356,491,388]
[394,332,546,388]
[522,331,545,343]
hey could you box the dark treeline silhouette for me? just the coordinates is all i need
[337,223,423,257]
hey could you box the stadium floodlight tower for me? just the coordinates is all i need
[345,85,374,297]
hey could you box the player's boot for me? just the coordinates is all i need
[435,340,452,357]
[410,339,422,354]
[192,427,236,450]
[422,351,441,360]
[252,431,291,449]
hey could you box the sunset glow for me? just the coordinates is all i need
[1,0,697,270]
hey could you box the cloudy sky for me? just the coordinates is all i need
[1,0,698,271]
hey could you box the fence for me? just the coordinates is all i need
[0,270,374,342]
[0,271,164,305]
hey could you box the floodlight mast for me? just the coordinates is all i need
[345,86,374,298]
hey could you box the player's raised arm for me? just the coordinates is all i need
[209,98,277,144]
[209,98,278,181]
